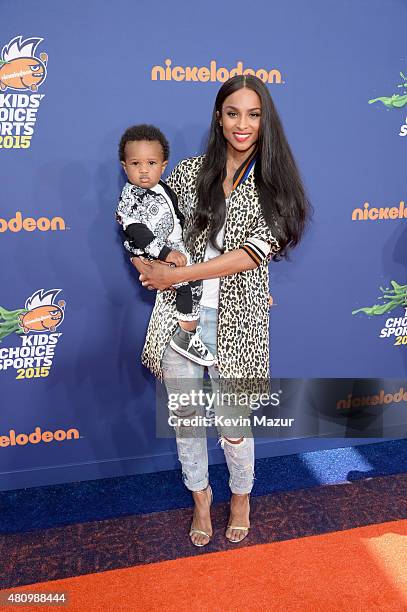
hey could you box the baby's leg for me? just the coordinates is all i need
[170,281,214,366]
[169,245,200,329]
[175,281,201,331]
[179,320,197,332]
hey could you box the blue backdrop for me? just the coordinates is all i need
[1,0,406,491]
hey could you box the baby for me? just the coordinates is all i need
[116,124,215,367]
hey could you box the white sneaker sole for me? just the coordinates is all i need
[170,339,216,367]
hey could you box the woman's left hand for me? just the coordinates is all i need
[131,257,178,291]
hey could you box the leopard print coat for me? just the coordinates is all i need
[141,155,280,380]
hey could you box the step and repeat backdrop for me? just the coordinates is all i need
[0,0,406,490]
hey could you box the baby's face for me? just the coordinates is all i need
[121,140,167,190]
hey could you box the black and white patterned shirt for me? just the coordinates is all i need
[116,180,186,261]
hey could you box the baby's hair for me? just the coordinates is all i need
[119,124,170,162]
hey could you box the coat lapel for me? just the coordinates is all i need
[224,164,258,252]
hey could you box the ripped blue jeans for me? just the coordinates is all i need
[161,305,254,494]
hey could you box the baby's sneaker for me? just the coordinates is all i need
[170,326,215,366]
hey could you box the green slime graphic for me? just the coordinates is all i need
[0,306,27,342]
[368,72,407,109]
[352,281,407,316]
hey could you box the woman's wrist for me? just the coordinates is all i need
[175,250,256,284]
[173,265,191,284]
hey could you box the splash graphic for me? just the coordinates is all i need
[0,306,27,342]
[368,72,407,110]
[352,281,407,316]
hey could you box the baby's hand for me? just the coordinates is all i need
[165,250,187,267]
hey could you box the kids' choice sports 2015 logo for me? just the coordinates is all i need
[369,71,407,137]
[353,280,407,346]
[0,289,65,380]
[0,36,48,149]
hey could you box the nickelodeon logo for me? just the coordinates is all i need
[0,211,66,232]
[352,201,407,221]
[336,387,407,410]
[0,426,80,447]
[151,59,282,84]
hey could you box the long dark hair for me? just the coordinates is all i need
[186,75,311,259]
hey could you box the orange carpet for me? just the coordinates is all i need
[2,519,406,612]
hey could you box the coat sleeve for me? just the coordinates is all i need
[241,210,280,266]
[165,161,184,201]
[166,156,205,217]
[165,159,192,217]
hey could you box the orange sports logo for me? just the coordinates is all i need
[19,289,65,333]
[0,289,65,343]
[0,36,48,92]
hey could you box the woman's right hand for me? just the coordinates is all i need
[130,256,148,274]
[131,257,179,291]
[165,250,187,267]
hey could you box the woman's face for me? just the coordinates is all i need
[218,87,261,155]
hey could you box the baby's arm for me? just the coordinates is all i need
[116,188,171,261]
[124,223,172,261]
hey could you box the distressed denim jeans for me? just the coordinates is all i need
[161,305,254,494]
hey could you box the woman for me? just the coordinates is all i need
[133,75,310,546]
